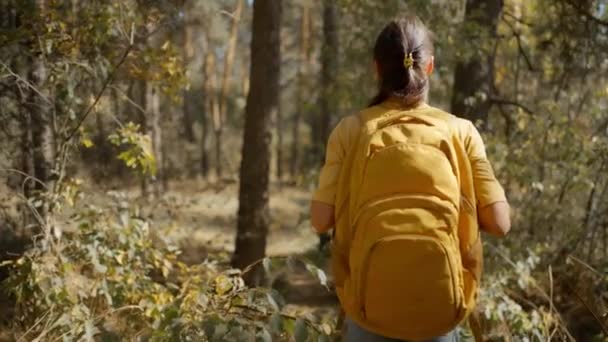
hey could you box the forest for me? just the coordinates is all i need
[0,0,607,341]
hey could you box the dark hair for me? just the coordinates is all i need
[369,16,434,107]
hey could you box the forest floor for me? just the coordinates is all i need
[0,180,338,340]
[131,180,339,311]
[140,180,320,259]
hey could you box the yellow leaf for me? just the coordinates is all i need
[115,253,125,265]
[81,137,94,148]
[321,323,332,335]
[214,275,233,295]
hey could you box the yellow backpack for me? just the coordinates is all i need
[331,104,482,340]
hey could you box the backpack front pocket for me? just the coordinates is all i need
[359,234,462,336]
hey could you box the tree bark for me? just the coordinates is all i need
[8,2,32,198]
[204,51,218,180]
[29,2,55,194]
[289,5,311,179]
[21,0,55,224]
[133,79,149,196]
[219,0,243,116]
[181,15,195,143]
[319,0,339,158]
[145,82,163,197]
[200,98,210,179]
[232,0,281,286]
[276,93,283,182]
[450,0,503,125]
[19,84,34,199]
[214,0,243,181]
[199,53,211,179]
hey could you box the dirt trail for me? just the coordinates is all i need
[78,181,320,259]
[140,182,339,308]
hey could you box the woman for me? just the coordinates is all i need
[310,16,510,342]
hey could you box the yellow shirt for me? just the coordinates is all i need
[312,103,506,208]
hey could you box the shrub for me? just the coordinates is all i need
[3,189,336,341]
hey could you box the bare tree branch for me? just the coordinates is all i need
[0,62,53,105]
[63,43,133,142]
[501,15,536,71]
[0,168,48,190]
[490,97,534,114]
[566,0,608,27]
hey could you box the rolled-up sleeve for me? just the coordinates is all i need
[312,118,352,205]
[463,121,507,208]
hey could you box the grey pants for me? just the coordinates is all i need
[344,318,459,342]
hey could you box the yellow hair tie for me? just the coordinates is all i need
[403,52,414,69]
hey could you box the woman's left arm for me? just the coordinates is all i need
[310,117,353,234]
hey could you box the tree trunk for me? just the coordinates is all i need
[19,94,36,228]
[276,95,283,182]
[214,0,243,181]
[181,13,195,143]
[450,0,503,125]
[219,0,244,117]
[145,82,163,197]
[182,91,194,142]
[19,87,34,199]
[26,0,55,224]
[232,0,281,286]
[8,2,32,198]
[319,0,339,160]
[200,100,210,179]
[6,0,35,228]
[29,29,54,193]
[93,86,115,180]
[204,51,219,180]
[213,120,222,180]
[136,79,150,196]
[289,5,311,179]
[200,53,213,179]
[316,0,339,249]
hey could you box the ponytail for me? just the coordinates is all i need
[369,16,433,108]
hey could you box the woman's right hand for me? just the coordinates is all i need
[478,201,511,237]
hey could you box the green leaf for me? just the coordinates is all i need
[198,293,209,307]
[262,257,271,274]
[317,334,331,342]
[320,323,332,336]
[215,275,233,295]
[306,264,328,289]
[294,318,308,342]
[266,292,279,312]
[269,313,283,334]
[212,323,229,340]
[94,263,108,274]
[268,289,285,310]
[202,316,223,339]
[84,320,99,341]
[316,268,328,288]
[283,317,295,335]
[258,328,272,342]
